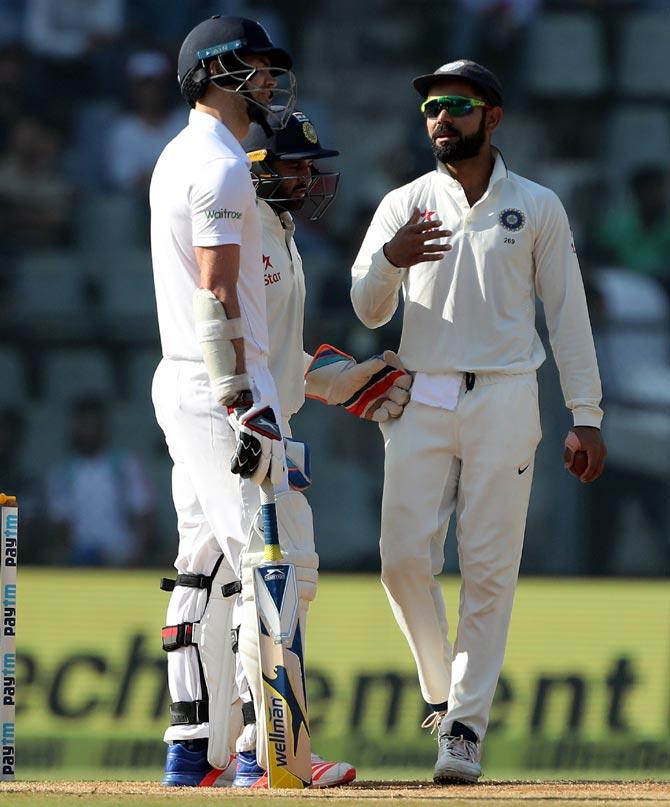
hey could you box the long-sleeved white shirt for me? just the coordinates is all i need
[351,152,603,427]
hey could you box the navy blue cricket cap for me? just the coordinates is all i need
[243,109,339,161]
[177,15,292,86]
[413,59,503,107]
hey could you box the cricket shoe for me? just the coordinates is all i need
[162,739,236,787]
[233,750,356,788]
[433,720,482,784]
[309,753,357,788]
[232,750,265,788]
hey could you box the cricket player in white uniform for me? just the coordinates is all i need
[226,108,412,788]
[149,15,297,787]
[350,60,607,784]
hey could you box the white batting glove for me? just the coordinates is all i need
[305,344,413,422]
[227,392,286,486]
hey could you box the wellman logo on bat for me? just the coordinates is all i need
[263,664,309,761]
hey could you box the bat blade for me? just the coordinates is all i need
[254,562,311,788]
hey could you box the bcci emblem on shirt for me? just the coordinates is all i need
[499,208,526,232]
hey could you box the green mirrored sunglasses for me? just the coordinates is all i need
[420,95,491,118]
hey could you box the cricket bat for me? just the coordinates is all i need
[253,478,311,788]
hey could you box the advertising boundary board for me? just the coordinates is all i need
[15,570,670,776]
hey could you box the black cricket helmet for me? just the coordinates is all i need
[177,15,296,131]
[242,108,340,221]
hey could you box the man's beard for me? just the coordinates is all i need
[268,195,305,213]
[262,175,307,212]
[276,195,305,212]
[431,115,487,164]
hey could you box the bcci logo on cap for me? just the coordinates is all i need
[440,60,466,72]
[499,208,526,232]
[302,122,318,144]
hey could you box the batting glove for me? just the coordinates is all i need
[305,344,413,422]
[227,392,286,486]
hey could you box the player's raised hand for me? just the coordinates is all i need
[383,207,452,268]
[563,426,606,483]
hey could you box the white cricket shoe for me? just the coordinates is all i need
[309,752,357,788]
[434,720,482,784]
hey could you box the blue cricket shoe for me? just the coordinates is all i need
[162,740,236,787]
[232,750,265,787]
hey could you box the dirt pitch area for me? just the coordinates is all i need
[1,780,670,807]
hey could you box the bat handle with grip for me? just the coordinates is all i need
[260,478,282,562]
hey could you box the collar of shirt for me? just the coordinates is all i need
[188,108,250,165]
[259,197,295,240]
[436,147,509,195]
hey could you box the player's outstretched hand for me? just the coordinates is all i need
[227,392,286,486]
[563,426,606,483]
[333,351,413,422]
[383,207,452,268]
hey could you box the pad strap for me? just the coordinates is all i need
[242,700,256,725]
[162,622,198,652]
[160,570,235,595]
[161,581,241,653]
[169,699,209,726]
[160,558,227,730]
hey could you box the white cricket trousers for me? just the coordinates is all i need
[379,373,542,741]
[152,357,286,742]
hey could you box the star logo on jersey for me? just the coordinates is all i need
[498,208,526,232]
[420,209,436,222]
[263,254,273,271]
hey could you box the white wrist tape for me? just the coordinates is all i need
[196,318,244,342]
[193,289,249,406]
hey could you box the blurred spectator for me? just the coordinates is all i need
[448,0,541,109]
[596,165,670,296]
[584,266,670,574]
[0,406,42,563]
[124,0,222,50]
[44,396,155,566]
[586,464,670,575]
[24,0,126,102]
[0,44,34,152]
[106,50,185,195]
[0,116,76,249]
[0,2,24,46]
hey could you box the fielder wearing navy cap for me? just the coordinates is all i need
[413,60,503,107]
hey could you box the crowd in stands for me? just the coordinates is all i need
[0,0,669,574]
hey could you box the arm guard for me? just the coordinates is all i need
[193,288,250,406]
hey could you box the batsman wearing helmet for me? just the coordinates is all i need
[350,60,606,784]
[150,14,295,788]
[224,109,412,788]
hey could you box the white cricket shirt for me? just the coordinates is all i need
[351,152,603,427]
[259,200,308,419]
[150,109,268,363]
